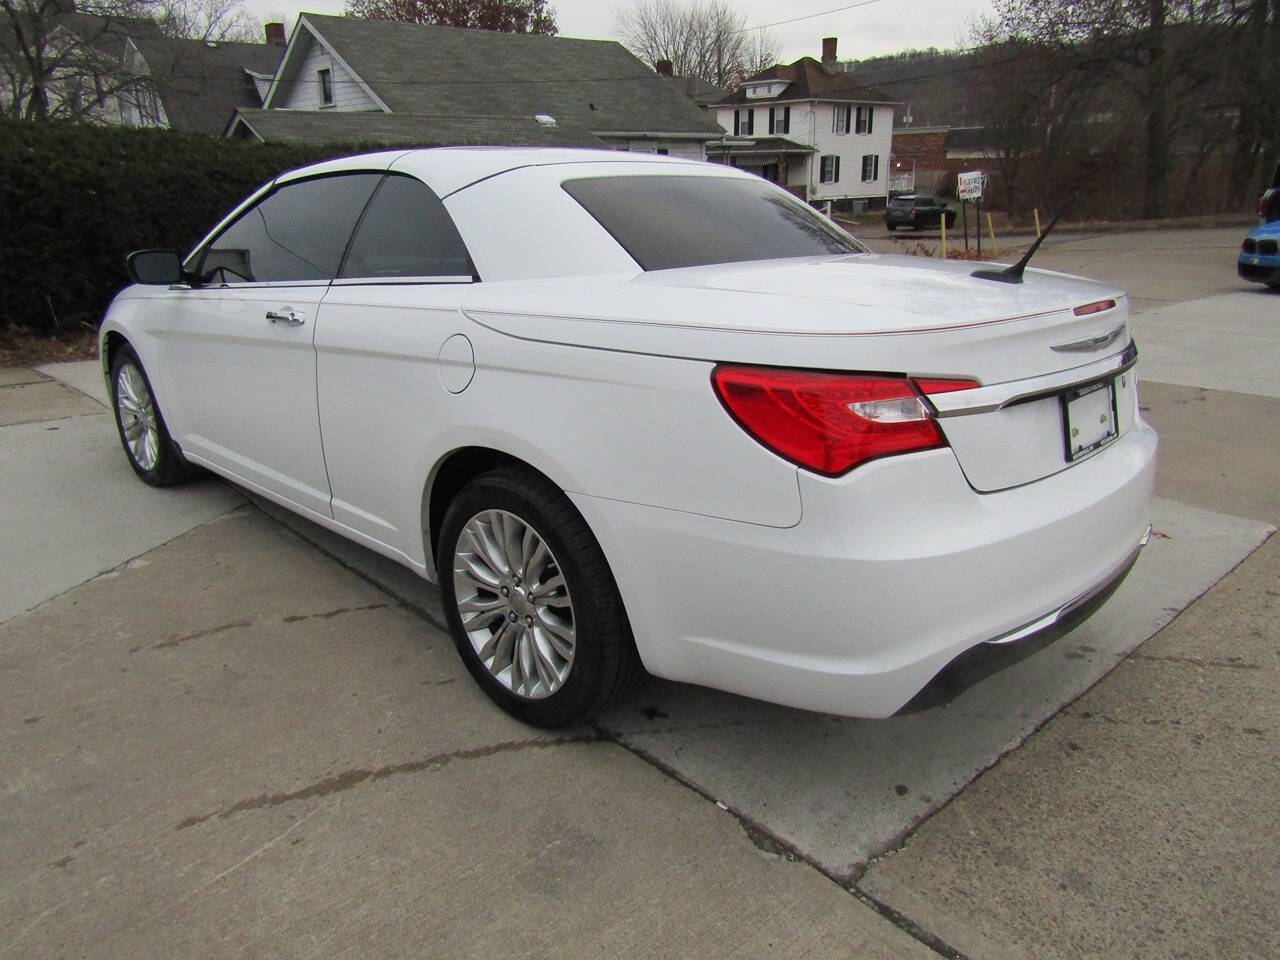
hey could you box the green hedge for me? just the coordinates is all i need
[0,121,371,334]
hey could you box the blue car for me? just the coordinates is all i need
[1238,221,1280,288]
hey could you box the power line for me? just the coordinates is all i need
[741,0,890,34]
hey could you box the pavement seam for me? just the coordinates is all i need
[849,527,1276,882]
[35,370,108,409]
[244,493,450,632]
[588,721,967,960]
[0,499,252,629]
[0,409,109,429]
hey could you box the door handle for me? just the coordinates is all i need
[266,308,306,327]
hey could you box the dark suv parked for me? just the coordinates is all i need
[885,194,957,231]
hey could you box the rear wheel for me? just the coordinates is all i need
[110,345,195,486]
[885,223,897,231]
[438,467,640,727]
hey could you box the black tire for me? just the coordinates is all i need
[438,466,641,727]
[885,223,897,231]
[109,344,196,487]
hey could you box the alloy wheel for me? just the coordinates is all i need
[115,362,160,472]
[452,509,576,699]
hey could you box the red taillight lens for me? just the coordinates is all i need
[712,366,952,476]
[913,377,982,395]
[1073,299,1117,317]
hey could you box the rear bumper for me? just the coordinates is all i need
[571,422,1157,718]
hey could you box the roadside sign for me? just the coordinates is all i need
[958,170,985,201]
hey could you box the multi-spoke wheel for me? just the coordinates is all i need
[438,467,640,726]
[110,344,194,486]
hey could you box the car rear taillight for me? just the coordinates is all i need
[1073,299,1117,316]
[711,366,977,477]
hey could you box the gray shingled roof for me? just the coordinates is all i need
[131,35,284,135]
[714,57,899,107]
[704,136,816,155]
[229,108,608,148]
[664,75,726,108]
[293,14,721,137]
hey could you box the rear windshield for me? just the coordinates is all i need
[562,175,865,271]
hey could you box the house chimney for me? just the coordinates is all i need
[265,22,286,47]
[821,37,837,65]
[655,59,673,77]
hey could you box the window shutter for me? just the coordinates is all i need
[782,106,790,134]
[834,156,840,182]
[866,106,873,135]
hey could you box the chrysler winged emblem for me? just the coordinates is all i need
[1051,325,1126,353]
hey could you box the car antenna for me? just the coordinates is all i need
[971,193,1076,284]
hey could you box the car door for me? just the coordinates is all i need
[156,173,383,517]
[314,173,477,562]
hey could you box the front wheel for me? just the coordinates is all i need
[885,223,897,231]
[438,467,640,727]
[110,345,195,486]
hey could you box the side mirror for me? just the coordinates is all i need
[126,249,183,285]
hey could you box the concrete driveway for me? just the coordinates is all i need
[2,231,1276,959]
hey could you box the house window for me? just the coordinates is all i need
[769,106,790,135]
[734,108,754,136]
[861,154,880,182]
[820,155,840,183]
[833,104,851,134]
[856,105,874,134]
[317,67,334,106]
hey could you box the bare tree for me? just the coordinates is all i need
[1,0,162,121]
[155,0,260,43]
[344,0,557,35]
[976,0,1280,217]
[615,0,778,88]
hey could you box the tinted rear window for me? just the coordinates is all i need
[562,175,864,271]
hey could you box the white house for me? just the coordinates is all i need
[710,38,898,206]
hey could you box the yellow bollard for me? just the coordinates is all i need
[940,212,947,259]
[1034,208,1041,237]
[987,213,999,257]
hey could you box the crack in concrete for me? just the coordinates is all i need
[281,603,388,624]
[1129,652,1261,670]
[175,734,601,830]
[151,620,252,651]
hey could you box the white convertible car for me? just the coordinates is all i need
[101,148,1156,726]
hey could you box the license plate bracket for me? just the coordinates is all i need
[1062,379,1118,462]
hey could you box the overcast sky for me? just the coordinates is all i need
[242,0,998,62]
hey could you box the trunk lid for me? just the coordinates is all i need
[462,254,1135,492]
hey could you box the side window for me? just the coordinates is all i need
[200,173,382,284]
[339,174,475,280]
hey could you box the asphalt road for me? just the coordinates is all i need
[2,227,1276,959]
